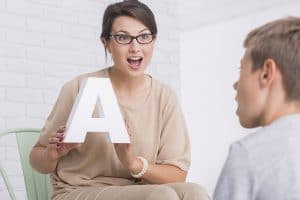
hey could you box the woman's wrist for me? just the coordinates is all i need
[130,156,148,178]
[128,157,143,173]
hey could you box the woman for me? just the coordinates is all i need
[29,0,209,199]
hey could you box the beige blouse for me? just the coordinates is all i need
[38,68,190,197]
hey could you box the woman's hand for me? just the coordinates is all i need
[114,143,143,174]
[114,119,143,173]
[30,126,81,174]
[45,126,81,161]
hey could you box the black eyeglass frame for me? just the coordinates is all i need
[109,33,156,44]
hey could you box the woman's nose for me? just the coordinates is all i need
[129,39,141,52]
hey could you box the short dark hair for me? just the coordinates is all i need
[101,0,157,41]
[244,17,300,101]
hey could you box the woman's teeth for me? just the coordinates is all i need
[127,57,143,68]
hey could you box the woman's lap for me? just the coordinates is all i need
[53,182,210,200]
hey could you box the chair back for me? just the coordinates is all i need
[0,129,51,200]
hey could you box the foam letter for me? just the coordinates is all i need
[63,77,130,143]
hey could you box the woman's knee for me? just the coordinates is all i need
[186,182,210,200]
[169,182,211,200]
[147,185,179,200]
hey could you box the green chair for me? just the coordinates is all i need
[0,128,52,200]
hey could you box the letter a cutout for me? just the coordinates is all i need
[63,77,130,143]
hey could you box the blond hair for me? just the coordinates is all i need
[244,17,300,101]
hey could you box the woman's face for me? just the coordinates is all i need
[106,16,156,77]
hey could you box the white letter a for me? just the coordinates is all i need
[63,78,130,143]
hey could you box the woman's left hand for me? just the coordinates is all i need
[114,119,143,173]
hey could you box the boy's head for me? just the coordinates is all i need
[234,17,300,128]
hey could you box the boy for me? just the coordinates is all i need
[214,17,300,200]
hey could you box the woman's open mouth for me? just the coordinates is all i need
[127,56,143,69]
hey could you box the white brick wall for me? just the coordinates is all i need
[0,13,27,29]
[0,0,180,199]
[7,0,45,17]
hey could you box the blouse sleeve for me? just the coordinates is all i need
[38,79,79,146]
[156,90,191,171]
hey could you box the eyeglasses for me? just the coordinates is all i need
[109,33,155,44]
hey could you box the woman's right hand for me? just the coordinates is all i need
[45,126,81,161]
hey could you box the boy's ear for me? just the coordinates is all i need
[260,58,278,88]
[101,38,111,53]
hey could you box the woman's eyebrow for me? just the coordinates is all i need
[138,28,150,33]
[114,30,128,34]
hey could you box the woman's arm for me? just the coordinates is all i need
[131,157,187,183]
[114,143,187,184]
[29,144,58,174]
[144,163,187,183]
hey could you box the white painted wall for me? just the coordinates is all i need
[180,1,300,195]
[179,0,299,30]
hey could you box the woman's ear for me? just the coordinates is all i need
[260,58,278,88]
[101,38,111,53]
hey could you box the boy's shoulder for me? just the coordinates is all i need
[240,115,300,146]
[236,115,300,162]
